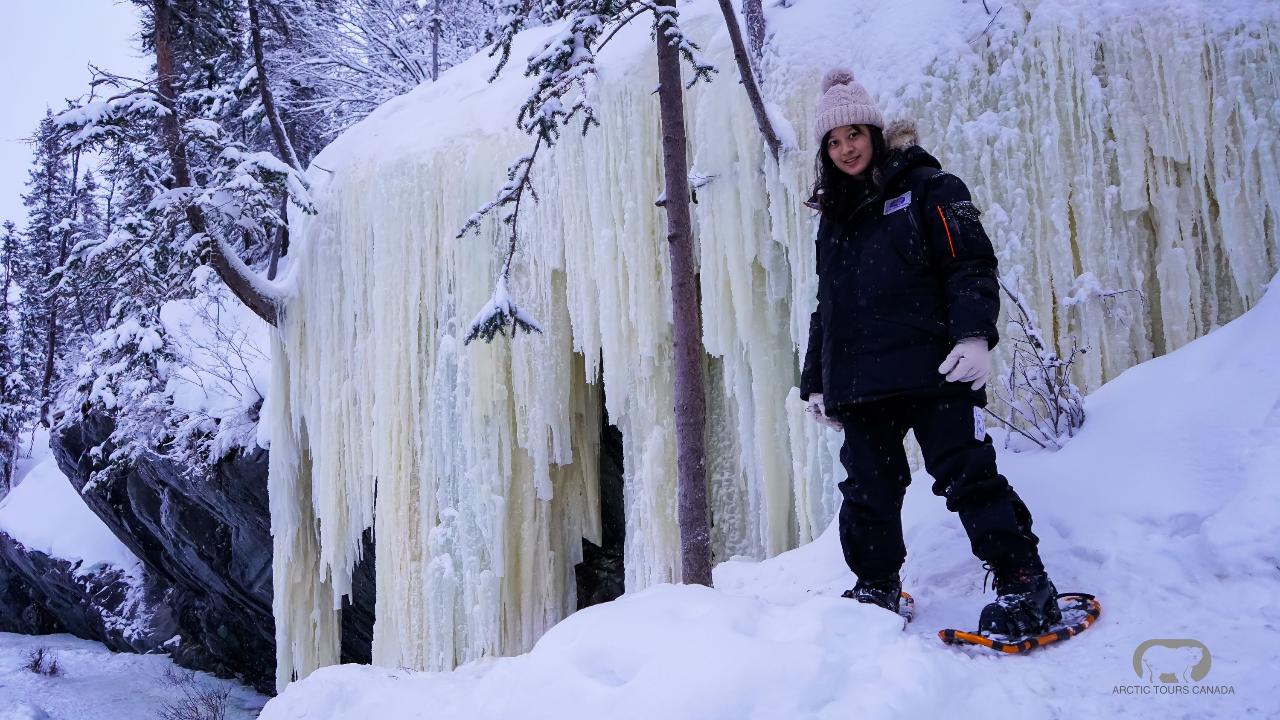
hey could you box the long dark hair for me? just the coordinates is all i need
[810,125,887,219]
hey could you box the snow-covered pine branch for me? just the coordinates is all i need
[463,274,545,345]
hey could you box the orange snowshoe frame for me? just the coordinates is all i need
[938,593,1101,653]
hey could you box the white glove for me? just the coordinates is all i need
[805,393,843,431]
[938,337,991,390]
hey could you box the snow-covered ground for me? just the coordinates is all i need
[0,632,267,720]
[259,277,1280,719]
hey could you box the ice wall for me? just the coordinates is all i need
[268,0,1280,689]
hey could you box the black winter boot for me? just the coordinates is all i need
[978,563,1062,638]
[841,576,902,614]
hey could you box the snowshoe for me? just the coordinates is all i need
[841,577,915,623]
[939,593,1101,653]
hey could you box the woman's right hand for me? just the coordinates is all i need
[805,393,843,431]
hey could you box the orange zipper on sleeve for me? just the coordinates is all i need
[935,205,956,258]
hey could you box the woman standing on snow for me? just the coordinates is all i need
[799,68,1059,638]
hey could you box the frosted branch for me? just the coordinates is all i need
[463,274,543,345]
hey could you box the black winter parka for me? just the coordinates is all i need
[799,136,1000,410]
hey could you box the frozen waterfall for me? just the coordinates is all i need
[266,0,1279,690]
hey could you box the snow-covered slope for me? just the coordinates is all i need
[0,632,266,720]
[259,276,1280,718]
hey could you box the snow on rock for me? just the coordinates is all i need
[0,632,266,720]
[262,273,1280,718]
[0,429,138,573]
[268,0,1280,688]
[0,429,174,652]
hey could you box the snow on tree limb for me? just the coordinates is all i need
[463,274,544,345]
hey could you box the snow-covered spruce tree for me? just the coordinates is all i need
[50,0,309,472]
[466,0,717,583]
[0,221,32,494]
[16,112,85,425]
[51,168,114,337]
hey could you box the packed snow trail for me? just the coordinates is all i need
[259,278,1280,717]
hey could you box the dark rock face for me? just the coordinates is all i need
[41,411,378,693]
[48,412,277,691]
[0,530,178,651]
[576,414,626,610]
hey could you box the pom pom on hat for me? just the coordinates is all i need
[813,66,884,143]
[822,68,856,93]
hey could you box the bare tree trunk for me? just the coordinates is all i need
[741,0,766,67]
[248,0,300,282]
[715,0,781,161]
[39,148,83,423]
[0,231,12,326]
[154,0,278,326]
[267,198,289,281]
[654,0,712,587]
[0,225,14,491]
[248,0,301,172]
[431,0,441,82]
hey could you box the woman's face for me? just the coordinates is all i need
[826,124,873,178]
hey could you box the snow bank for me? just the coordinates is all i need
[0,429,138,573]
[262,273,1280,718]
[269,0,1280,687]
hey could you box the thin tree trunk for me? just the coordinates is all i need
[654,0,712,587]
[267,198,288,281]
[40,148,83,418]
[715,0,780,161]
[741,0,766,67]
[248,0,299,280]
[0,230,12,324]
[248,0,301,171]
[154,0,278,326]
[431,0,441,82]
[0,227,12,491]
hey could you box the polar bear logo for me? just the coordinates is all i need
[1132,640,1212,683]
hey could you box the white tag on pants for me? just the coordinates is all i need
[973,406,986,441]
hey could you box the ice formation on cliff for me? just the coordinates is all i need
[266,0,1279,689]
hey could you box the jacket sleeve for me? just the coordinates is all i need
[799,217,827,401]
[923,172,1001,348]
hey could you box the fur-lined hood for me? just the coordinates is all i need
[884,119,920,151]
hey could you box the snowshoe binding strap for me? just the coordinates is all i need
[939,593,1101,654]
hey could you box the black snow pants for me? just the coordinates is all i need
[831,394,1043,582]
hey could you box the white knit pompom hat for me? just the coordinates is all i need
[813,68,884,144]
